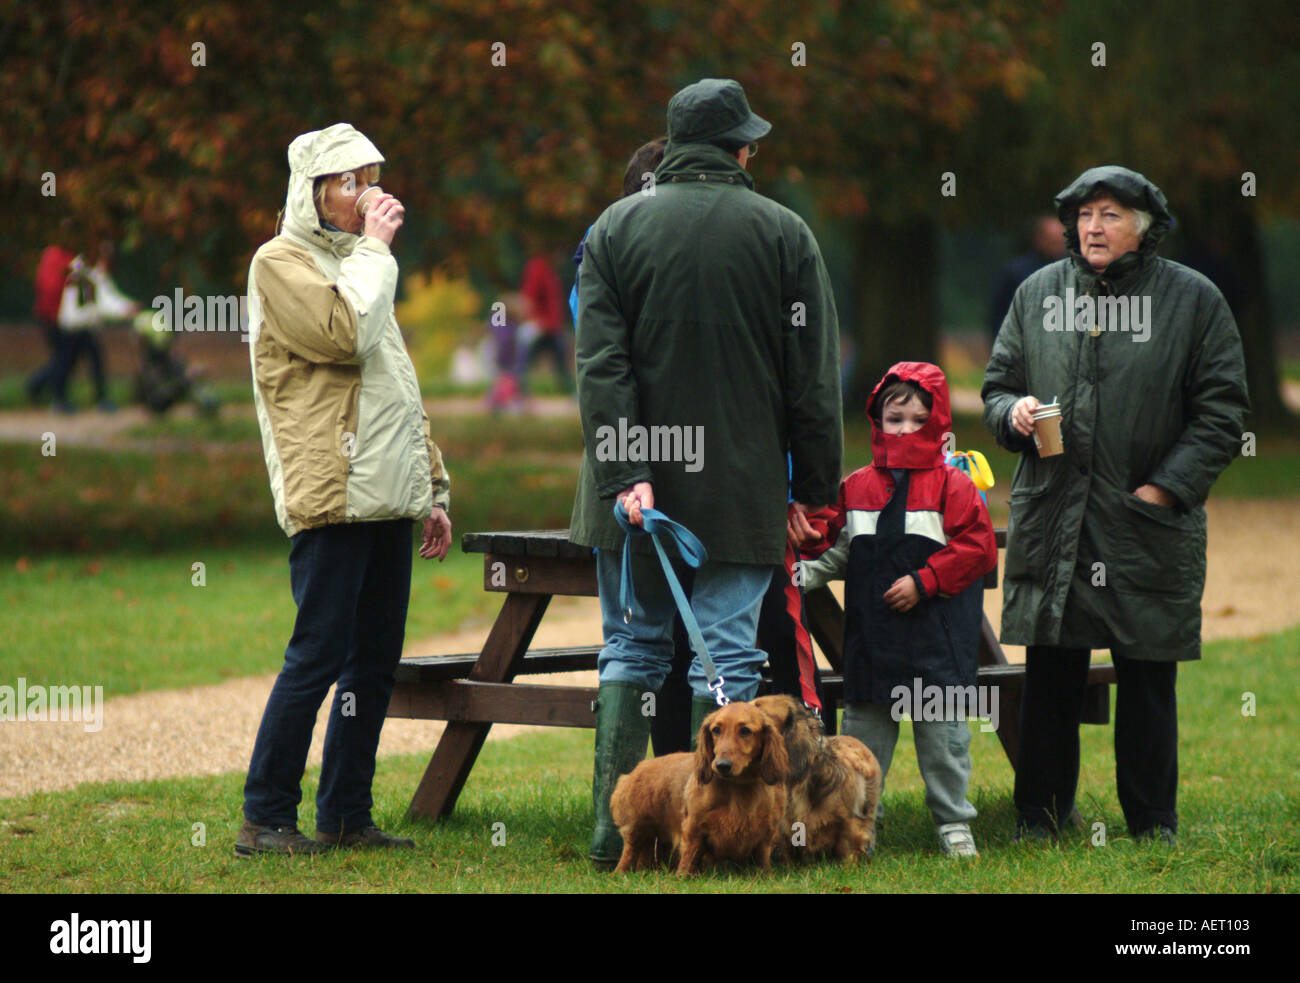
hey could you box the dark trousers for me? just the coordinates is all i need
[52,330,108,403]
[27,318,67,401]
[524,332,573,393]
[243,519,412,833]
[1014,646,1177,835]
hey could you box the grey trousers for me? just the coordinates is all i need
[842,701,977,826]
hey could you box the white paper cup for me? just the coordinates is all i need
[355,186,384,218]
[1032,403,1064,457]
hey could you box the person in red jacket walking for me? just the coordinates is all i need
[519,251,571,394]
[794,362,997,857]
[27,241,78,407]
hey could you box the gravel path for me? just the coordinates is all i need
[3,498,1298,801]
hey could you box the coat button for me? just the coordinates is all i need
[698,174,707,181]
[1077,461,1088,475]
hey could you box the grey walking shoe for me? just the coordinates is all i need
[938,822,979,857]
[234,821,330,858]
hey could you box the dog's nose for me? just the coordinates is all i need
[715,759,732,775]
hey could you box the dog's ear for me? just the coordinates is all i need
[759,716,789,786]
[695,720,715,785]
[783,711,814,782]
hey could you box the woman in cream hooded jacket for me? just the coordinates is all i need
[247,123,449,537]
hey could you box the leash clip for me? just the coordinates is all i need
[709,676,730,707]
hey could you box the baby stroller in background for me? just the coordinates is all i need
[132,312,220,417]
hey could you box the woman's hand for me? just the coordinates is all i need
[363,193,405,246]
[1133,484,1177,508]
[883,575,921,612]
[420,506,451,560]
[1010,395,1041,437]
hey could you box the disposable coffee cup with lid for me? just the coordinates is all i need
[1032,402,1064,457]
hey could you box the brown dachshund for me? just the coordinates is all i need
[677,700,789,877]
[754,695,881,864]
[610,752,694,873]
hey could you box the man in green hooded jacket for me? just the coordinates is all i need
[572,79,843,867]
[982,165,1249,843]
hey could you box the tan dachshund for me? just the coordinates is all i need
[677,700,789,876]
[754,694,881,864]
[610,752,694,873]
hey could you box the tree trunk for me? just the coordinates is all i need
[848,216,940,412]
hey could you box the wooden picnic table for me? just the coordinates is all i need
[388,529,1116,820]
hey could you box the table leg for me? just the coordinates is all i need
[978,613,1021,769]
[407,591,552,820]
[803,586,845,672]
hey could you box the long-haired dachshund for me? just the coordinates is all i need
[754,695,881,864]
[676,700,789,877]
[610,752,694,873]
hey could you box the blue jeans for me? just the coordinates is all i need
[243,519,412,833]
[595,547,771,701]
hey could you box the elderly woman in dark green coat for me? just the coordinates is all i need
[982,165,1249,843]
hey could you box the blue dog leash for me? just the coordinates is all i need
[613,500,728,706]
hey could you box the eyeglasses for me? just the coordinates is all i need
[747,143,759,158]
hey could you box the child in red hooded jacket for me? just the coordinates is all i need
[796,362,997,857]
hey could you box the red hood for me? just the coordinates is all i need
[867,361,952,469]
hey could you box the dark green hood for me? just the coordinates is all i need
[1054,165,1174,284]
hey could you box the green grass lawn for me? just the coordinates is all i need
[0,411,585,553]
[1,625,1296,893]
[0,546,494,698]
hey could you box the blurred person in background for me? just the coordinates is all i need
[519,246,571,395]
[45,240,138,413]
[27,219,78,408]
[988,214,1067,345]
[485,290,527,413]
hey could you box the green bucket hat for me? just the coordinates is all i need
[666,78,771,147]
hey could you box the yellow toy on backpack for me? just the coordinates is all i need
[946,449,995,501]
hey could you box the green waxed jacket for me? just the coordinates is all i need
[982,166,1250,661]
[569,141,842,565]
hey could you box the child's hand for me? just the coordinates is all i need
[883,575,921,612]
[787,502,823,550]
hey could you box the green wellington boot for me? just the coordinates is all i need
[689,695,720,750]
[590,681,652,869]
